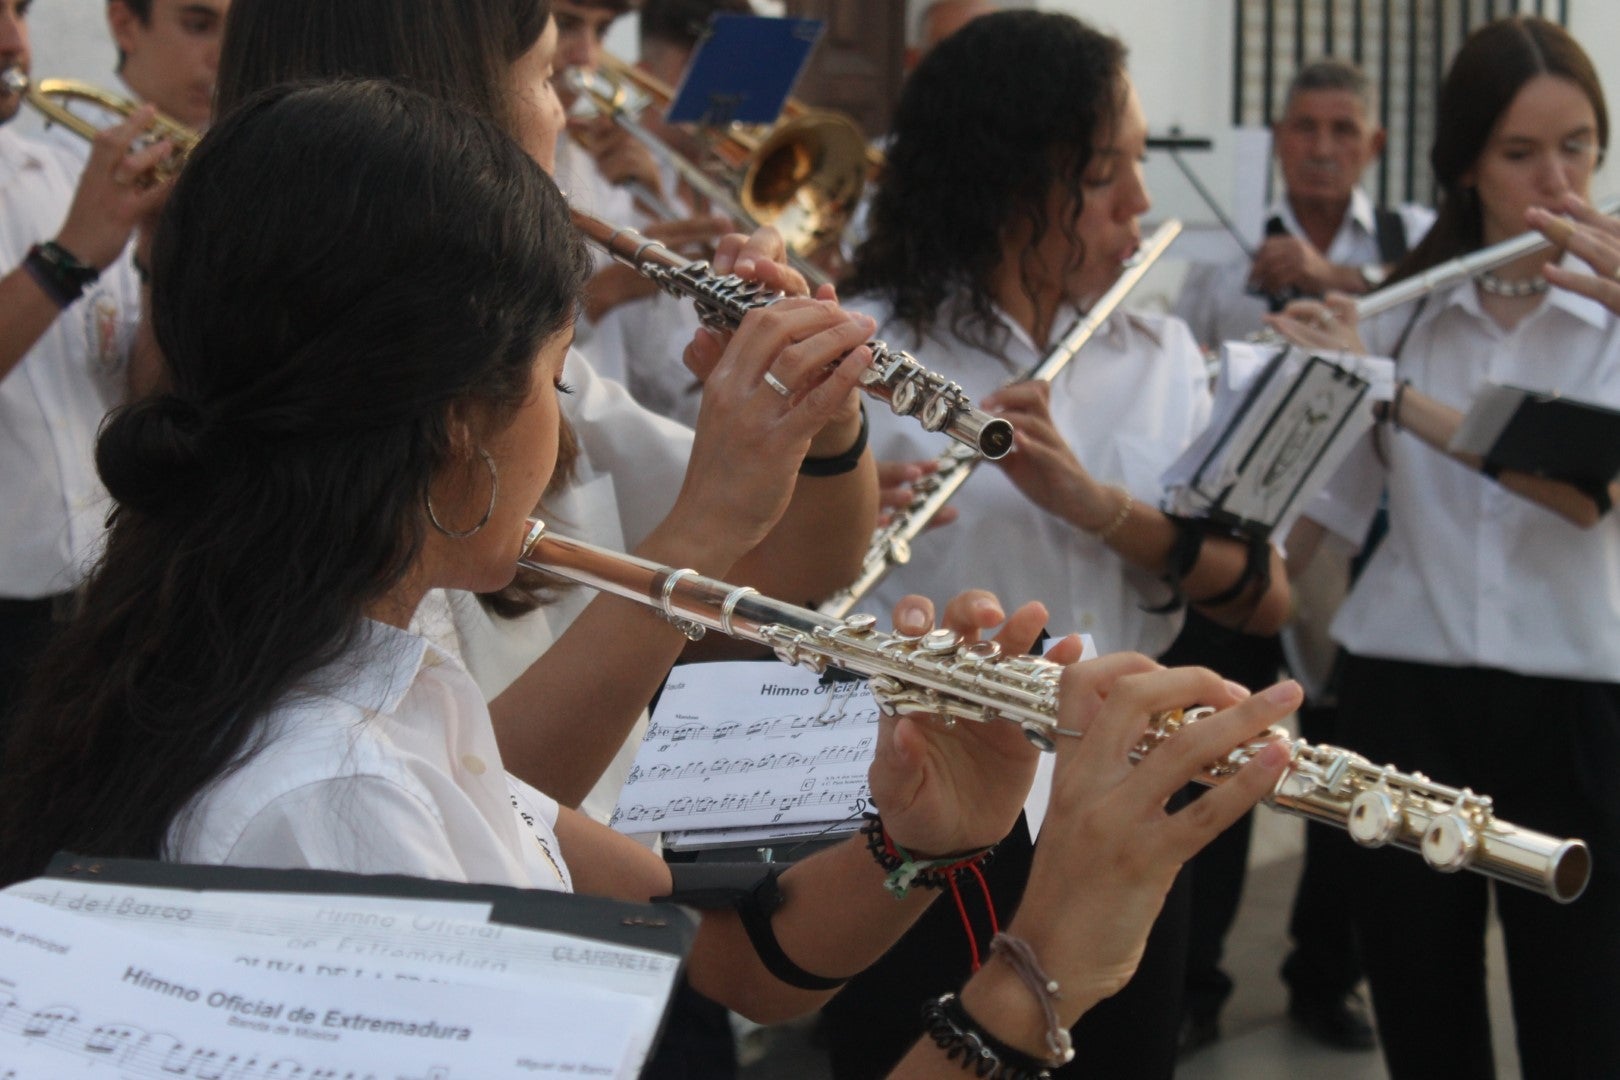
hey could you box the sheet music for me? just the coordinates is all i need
[4,881,680,1004]
[614,665,880,836]
[1163,341,1395,538]
[0,894,645,1078]
[639,639,1098,849]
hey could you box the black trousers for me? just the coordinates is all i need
[820,815,1193,1080]
[1338,655,1620,1080]
[1278,701,1364,1002]
[1158,612,1283,1025]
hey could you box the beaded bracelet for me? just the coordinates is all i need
[921,992,1053,1080]
[860,813,995,899]
[1093,485,1133,544]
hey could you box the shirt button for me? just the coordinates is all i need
[460,754,487,776]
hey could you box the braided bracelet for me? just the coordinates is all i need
[921,992,1053,1080]
[860,814,995,899]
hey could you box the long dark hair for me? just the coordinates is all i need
[0,80,590,884]
[1392,15,1607,282]
[216,0,575,616]
[846,10,1126,352]
[216,0,548,130]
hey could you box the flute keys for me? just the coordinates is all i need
[1348,790,1404,847]
[920,628,962,653]
[1020,722,1056,753]
[1422,812,1479,873]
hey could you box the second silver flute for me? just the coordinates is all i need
[518,519,1590,903]
[571,210,1014,459]
[818,219,1182,619]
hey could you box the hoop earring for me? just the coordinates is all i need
[426,448,498,539]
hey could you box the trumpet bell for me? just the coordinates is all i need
[741,111,868,255]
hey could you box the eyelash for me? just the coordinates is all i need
[555,381,575,396]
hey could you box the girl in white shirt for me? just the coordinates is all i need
[0,59,1302,1080]
[823,12,1292,1079]
[1274,16,1620,1079]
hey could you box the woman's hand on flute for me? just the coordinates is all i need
[664,297,873,568]
[1263,293,1368,354]
[867,590,1087,858]
[956,663,1298,1052]
[1534,195,1620,315]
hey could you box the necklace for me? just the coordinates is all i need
[1477,270,1549,297]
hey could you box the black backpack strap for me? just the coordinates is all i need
[1374,206,1410,266]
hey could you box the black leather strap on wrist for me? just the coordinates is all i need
[799,403,868,478]
[24,241,98,308]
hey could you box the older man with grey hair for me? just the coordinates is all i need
[1175,57,1434,350]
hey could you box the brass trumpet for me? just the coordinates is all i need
[1,70,196,180]
[567,53,873,284]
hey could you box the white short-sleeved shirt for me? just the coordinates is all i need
[422,349,695,830]
[849,293,1212,658]
[170,619,573,891]
[1311,267,1620,681]
[1174,189,1435,350]
[587,291,705,428]
[0,127,141,597]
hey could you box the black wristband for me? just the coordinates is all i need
[1145,514,1206,614]
[922,992,1053,1079]
[1198,527,1273,608]
[734,867,848,991]
[23,241,99,309]
[799,403,868,477]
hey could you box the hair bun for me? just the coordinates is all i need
[97,395,216,516]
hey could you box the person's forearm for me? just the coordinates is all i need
[1399,387,1611,528]
[686,831,938,1024]
[1066,495,1290,634]
[0,264,65,381]
[490,512,766,805]
[730,446,878,604]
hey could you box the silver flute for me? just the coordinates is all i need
[1258,194,1620,342]
[570,210,1015,459]
[519,519,1590,903]
[818,219,1183,619]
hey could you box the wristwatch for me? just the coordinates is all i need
[1358,262,1390,290]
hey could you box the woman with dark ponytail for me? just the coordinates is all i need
[1273,16,1620,1078]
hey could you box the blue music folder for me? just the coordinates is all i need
[666,13,824,127]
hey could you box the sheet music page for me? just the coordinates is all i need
[0,894,646,1078]
[4,881,680,1005]
[1448,382,1528,456]
[614,664,880,837]
[1164,343,1394,537]
[637,641,1098,848]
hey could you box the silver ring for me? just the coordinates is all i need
[762,370,793,398]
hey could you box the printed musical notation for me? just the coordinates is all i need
[0,892,658,1078]
[614,664,883,843]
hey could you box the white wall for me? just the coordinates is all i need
[17,0,1618,223]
